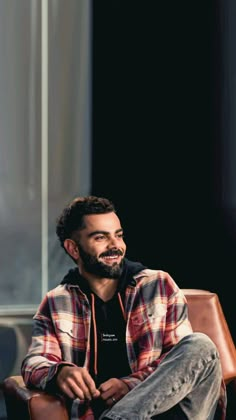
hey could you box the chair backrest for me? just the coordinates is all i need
[182,289,236,384]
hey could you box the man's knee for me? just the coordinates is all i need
[180,332,219,357]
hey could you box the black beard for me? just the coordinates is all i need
[77,244,124,279]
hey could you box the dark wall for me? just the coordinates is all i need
[91,1,235,340]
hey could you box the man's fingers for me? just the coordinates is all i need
[99,378,129,404]
[59,377,93,400]
[81,368,100,397]
[57,366,100,400]
[59,380,78,399]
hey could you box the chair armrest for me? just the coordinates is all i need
[3,375,69,420]
[182,289,236,384]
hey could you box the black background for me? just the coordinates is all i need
[91,1,235,342]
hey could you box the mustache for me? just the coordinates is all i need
[100,249,123,258]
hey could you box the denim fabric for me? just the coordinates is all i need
[99,333,222,420]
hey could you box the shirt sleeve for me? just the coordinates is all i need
[21,294,76,390]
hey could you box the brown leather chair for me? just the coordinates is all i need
[2,375,69,420]
[182,289,236,385]
[2,289,236,420]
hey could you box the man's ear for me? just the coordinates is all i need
[64,239,79,260]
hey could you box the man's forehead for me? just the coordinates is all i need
[83,212,121,230]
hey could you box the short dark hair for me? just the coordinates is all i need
[56,195,116,249]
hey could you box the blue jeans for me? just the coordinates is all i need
[99,333,223,420]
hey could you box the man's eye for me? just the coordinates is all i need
[117,233,124,239]
[95,235,105,240]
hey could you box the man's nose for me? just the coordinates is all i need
[108,236,119,247]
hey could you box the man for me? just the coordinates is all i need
[21,196,226,419]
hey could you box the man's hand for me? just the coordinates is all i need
[98,378,129,406]
[56,366,100,400]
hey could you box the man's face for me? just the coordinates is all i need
[75,212,126,279]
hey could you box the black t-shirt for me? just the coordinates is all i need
[90,292,131,386]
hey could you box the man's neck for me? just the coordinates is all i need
[82,272,119,302]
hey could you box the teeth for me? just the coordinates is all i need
[104,255,117,259]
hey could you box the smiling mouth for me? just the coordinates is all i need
[101,254,122,263]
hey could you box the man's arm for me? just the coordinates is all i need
[21,292,100,401]
[21,294,76,390]
[122,274,193,390]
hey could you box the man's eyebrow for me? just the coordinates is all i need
[87,228,123,238]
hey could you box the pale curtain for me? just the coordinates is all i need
[0,0,92,307]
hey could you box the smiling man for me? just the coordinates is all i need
[21,196,226,419]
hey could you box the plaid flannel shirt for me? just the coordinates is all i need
[21,268,226,419]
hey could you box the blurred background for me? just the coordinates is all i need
[0,0,236,418]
